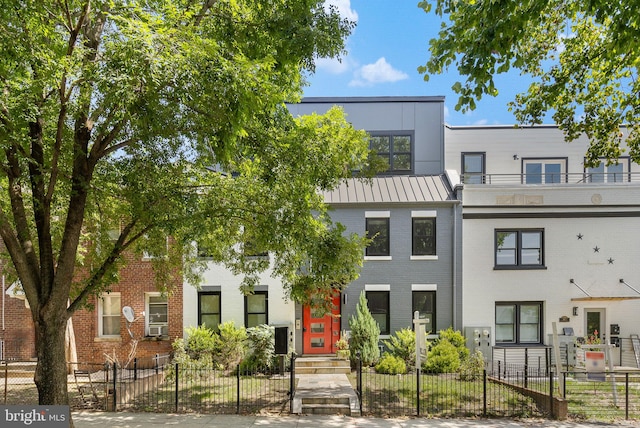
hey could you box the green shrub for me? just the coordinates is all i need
[375,353,407,374]
[459,349,485,381]
[212,321,247,371]
[423,339,460,373]
[383,328,416,369]
[438,327,470,361]
[348,291,380,366]
[241,324,275,372]
[184,325,216,360]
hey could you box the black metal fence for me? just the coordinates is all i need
[68,354,295,414]
[354,360,547,418]
[3,355,639,422]
[562,371,640,421]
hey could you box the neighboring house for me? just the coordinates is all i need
[0,240,36,361]
[73,249,183,366]
[445,124,640,366]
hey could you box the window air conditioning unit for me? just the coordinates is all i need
[148,326,164,336]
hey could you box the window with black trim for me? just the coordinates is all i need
[495,229,544,268]
[366,217,390,257]
[369,132,413,174]
[245,291,268,328]
[198,292,221,332]
[366,291,389,335]
[412,291,435,333]
[462,152,485,184]
[412,218,436,256]
[496,302,542,344]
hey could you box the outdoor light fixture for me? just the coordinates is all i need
[619,279,640,295]
[513,154,519,160]
[573,307,579,316]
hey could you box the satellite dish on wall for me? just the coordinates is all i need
[122,306,135,323]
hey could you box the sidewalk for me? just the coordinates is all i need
[72,412,636,427]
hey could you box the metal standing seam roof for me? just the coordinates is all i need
[321,175,455,204]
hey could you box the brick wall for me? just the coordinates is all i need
[73,251,183,366]
[0,239,36,361]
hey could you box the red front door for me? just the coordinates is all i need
[303,295,341,354]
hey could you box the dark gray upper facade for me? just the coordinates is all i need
[289,97,462,339]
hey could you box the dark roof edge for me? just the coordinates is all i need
[298,96,446,104]
[445,123,631,130]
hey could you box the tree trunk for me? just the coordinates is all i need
[34,313,70,406]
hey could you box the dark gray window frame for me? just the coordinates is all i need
[494,229,546,270]
[198,291,221,332]
[412,291,436,333]
[461,152,486,184]
[366,217,390,257]
[521,157,568,184]
[583,156,631,183]
[244,291,268,328]
[366,290,390,335]
[368,131,415,175]
[495,301,543,345]
[412,217,436,256]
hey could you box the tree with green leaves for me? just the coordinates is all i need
[348,290,380,366]
[0,0,375,409]
[419,0,640,165]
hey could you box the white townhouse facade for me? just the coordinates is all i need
[446,125,640,366]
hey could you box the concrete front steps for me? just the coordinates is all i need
[294,355,350,375]
[292,357,359,416]
[300,395,352,415]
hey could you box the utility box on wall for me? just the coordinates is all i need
[464,327,492,360]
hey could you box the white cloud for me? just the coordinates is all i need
[324,0,358,22]
[349,58,409,87]
[473,119,489,126]
[315,56,353,75]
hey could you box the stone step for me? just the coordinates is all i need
[302,396,350,405]
[295,366,351,375]
[301,402,351,415]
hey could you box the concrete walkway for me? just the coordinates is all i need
[72,412,635,427]
[292,373,360,415]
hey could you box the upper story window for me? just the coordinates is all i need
[146,293,168,337]
[369,132,413,174]
[411,210,436,259]
[495,229,545,269]
[585,158,629,183]
[365,212,390,259]
[98,293,121,337]
[462,152,485,184]
[523,158,567,184]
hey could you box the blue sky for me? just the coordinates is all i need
[304,0,538,126]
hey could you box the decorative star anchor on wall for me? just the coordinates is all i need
[593,246,600,253]
[608,258,614,264]
[577,233,583,240]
